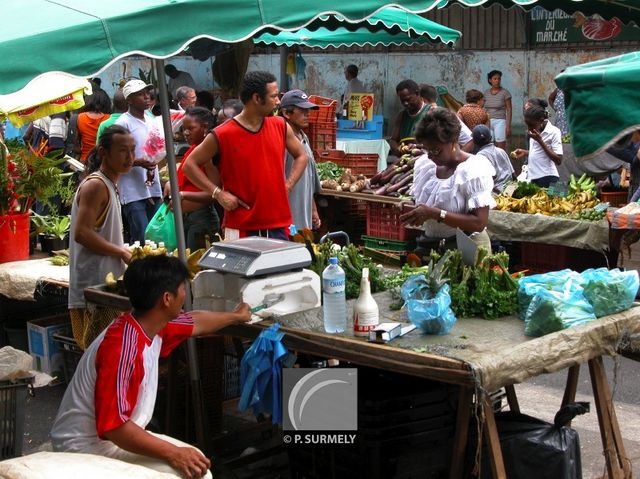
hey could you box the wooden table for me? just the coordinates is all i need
[85,283,636,479]
[216,300,635,479]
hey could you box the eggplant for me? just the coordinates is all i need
[369,164,396,184]
[386,173,414,193]
[373,184,389,195]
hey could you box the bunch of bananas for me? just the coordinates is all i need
[105,247,206,291]
[130,244,168,261]
[495,190,600,216]
[568,173,596,197]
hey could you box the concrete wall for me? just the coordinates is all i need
[95,57,216,98]
[95,48,630,133]
[248,48,631,133]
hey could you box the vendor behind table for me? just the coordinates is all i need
[401,107,495,255]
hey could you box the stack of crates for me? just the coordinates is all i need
[0,377,33,460]
[305,95,337,156]
[288,368,457,479]
[363,203,419,254]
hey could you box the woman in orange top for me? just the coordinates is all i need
[164,106,221,249]
[77,90,112,162]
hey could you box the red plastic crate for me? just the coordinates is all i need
[519,242,568,273]
[599,190,628,207]
[306,121,336,153]
[316,149,379,177]
[308,95,337,122]
[366,203,419,241]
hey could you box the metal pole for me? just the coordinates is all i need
[279,45,288,91]
[153,58,207,451]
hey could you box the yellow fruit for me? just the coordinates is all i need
[105,272,117,288]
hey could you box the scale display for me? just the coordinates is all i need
[198,237,311,277]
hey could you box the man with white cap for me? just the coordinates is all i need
[115,79,164,243]
[279,89,322,231]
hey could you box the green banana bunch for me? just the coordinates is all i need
[569,173,596,196]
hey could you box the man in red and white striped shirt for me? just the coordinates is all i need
[52,255,251,479]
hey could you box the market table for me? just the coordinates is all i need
[209,292,636,479]
[83,280,636,478]
[0,258,69,301]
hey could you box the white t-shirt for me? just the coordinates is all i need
[458,117,472,147]
[115,112,163,204]
[410,154,496,238]
[527,120,562,180]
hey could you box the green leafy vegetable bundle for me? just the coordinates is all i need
[316,161,344,181]
[432,249,520,320]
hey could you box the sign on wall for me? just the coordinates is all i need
[530,7,640,44]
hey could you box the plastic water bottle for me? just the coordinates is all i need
[322,257,347,333]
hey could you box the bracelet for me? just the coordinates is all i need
[212,186,221,200]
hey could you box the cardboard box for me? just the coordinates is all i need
[27,314,72,378]
[347,93,375,121]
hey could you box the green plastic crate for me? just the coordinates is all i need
[362,235,415,252]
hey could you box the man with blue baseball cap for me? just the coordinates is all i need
[279,89,322,232]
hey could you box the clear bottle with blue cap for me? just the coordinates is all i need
[322,257,347,333]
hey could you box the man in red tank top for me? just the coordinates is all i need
[183,71,307,240]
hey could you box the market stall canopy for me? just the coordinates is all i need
[555,51,640,160]
[0,0,466,95]
[255,7,461,47]
[445,0,640,24]
[0,72,91,127]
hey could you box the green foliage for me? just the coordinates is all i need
[430,249,520,320]
[316,161,344,181]
[31,212,71,239]
[512,181,541,199]
[1,139,74,216]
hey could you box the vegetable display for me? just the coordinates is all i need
[495,189,600,216]
[366,153,418,198]
[320,167,368,193]
[306,239,385,299]
[386,249,521,320]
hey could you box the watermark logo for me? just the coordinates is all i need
[282,368,357,445]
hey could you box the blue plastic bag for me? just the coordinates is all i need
[580,268,639,318]
[517,269,581,320]
[524,279,596,337]
[144,203,177,251]
[401,275,457,335]
[238,324,294,424]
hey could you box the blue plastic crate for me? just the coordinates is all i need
[337,115,383,140]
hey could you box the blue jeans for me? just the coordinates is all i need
[531,176,559,188]
[183,205,220,250]
[122,198,161,244]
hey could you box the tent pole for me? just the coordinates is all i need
[279,45,288,90]
[153,58,208,452]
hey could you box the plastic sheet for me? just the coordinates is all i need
[401,276,457,335]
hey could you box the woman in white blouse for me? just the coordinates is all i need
[400,108,496,253]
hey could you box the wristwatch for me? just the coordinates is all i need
[437,209,447,223]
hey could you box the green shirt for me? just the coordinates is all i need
[399,103,430,140]
[95,113,123,143]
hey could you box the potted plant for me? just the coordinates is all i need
[0,137,74,261]
[31,213,71,253]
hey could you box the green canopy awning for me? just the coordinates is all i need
[0,0,457,95]
[555,51,640,160]
[255,7,461,48]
